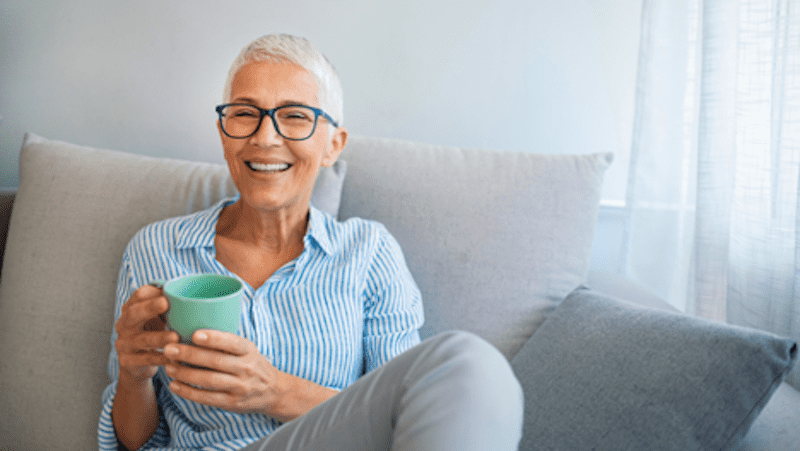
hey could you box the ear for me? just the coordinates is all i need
[216,119,225,142]
[321,127,348,167]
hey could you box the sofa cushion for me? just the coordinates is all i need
[0,133,345,451]
[339,136,612,358]
[737,382,800,450]
[511,286,799,451]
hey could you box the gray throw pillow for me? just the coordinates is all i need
[511,286,798,451]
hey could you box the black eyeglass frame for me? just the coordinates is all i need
[215,103,339,141]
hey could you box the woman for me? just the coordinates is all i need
[99,34,522,451]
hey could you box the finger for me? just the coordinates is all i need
[130,330,180,352]
[192,330,253,357]
[118,350,172,369]
[117,295,169,332]
[163,343,240,374]
[123,285,165,312]
[133,284,164,300]
[168,378,237,410]
[116,328,179,354]
[142,312,168,332]
[118,292,162,328]
[165,364,238,393]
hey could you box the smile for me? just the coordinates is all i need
[246,162,291,173]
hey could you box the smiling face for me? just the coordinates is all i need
[218,61,346,217]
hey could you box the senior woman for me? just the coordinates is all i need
[98,34,523,451]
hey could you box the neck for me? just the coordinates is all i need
[216,199,308,254]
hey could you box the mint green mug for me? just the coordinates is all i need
[152,274,244,344]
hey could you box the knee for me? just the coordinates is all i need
[425,331,523,400]
[430,331,507,367]
[431,331,509,364]
[417,331,524,438]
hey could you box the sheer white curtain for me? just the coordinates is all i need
[624,0,800,388]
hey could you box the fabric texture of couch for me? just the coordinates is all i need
[0,133,798,450]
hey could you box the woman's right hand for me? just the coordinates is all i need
[113,285,178,449]
[114,285,180,385]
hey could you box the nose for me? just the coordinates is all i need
[248,113,283,146]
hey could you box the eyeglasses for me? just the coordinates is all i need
[215,103,339,141]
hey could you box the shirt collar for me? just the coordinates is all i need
[175,197,335,256]
[175,197,235,250]
[305,205,335,256]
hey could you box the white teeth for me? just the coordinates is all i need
[248,162,290,172]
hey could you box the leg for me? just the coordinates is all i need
[240,331,524,451]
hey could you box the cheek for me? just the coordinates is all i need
[223,146,237,165]
[221,143,246,182]
[221,135,245,162]
[309,136,335,165]
[291,142,326,168]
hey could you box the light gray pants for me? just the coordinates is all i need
[241,331,524,451]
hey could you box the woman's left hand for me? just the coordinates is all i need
[163,330,335,421]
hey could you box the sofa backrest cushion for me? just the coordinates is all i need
[0,133,344,451]
[338,137,612,358]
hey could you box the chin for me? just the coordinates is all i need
[240,190,308,214]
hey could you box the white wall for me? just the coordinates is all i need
[0,0,641,204]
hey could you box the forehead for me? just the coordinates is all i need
[230,61,319,105]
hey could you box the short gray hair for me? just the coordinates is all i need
[222,34,344,126]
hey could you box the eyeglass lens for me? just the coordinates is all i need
[220,105,317,140]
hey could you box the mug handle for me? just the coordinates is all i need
[148,280,171,334]
[149,280,166,289]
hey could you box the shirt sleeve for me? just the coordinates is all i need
[97,243,171,450]
[362,225,425,373]
[98,380,171,451]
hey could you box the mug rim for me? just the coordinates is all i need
[162,274,243,301]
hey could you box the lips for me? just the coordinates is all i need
[246,161,291,173]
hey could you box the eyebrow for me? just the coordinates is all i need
[231,97,315,108]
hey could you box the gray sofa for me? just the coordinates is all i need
[0,134,798,450]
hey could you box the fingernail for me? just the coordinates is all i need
[164,346,178,357]
[165,365,176,376]
[195,331,208,342]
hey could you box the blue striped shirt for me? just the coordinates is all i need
[98,198,424,450]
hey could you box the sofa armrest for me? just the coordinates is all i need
[0,189,15,282]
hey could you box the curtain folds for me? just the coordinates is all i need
[625,0,800,388]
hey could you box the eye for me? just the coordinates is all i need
[224,105,259,118]
[279,107,314,122]
[232,109,258,117]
